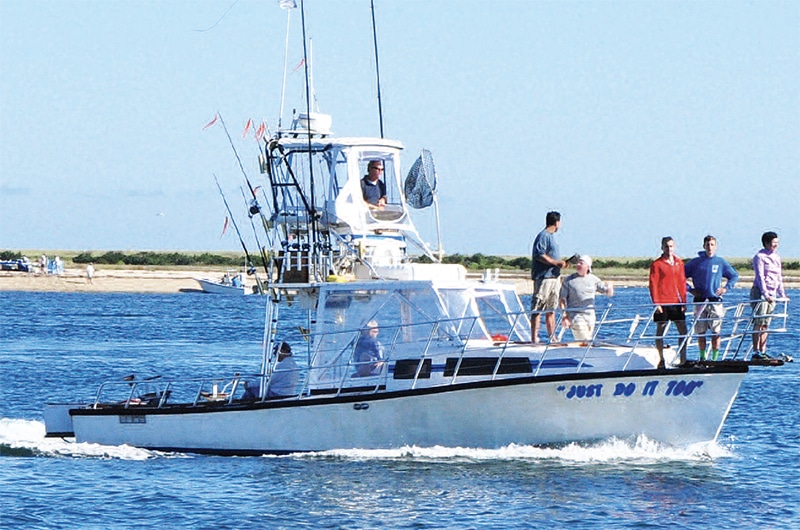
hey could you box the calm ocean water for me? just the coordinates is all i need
[1,287,798,529]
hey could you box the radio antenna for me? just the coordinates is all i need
[370,0,384,138]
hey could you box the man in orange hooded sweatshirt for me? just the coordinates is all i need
[649,236,688,368]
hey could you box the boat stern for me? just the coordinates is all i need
[43,403,77,438]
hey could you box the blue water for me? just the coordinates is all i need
[1,288,798,529]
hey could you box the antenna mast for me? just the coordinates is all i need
[370,0,384,138]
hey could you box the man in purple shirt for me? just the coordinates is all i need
[751,231,786,359]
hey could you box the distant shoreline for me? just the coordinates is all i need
[2,267,797,295]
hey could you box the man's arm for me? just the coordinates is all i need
[538,253,567,269]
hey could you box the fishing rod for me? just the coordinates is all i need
[239,185,271,293]
[370,0,384,138]
[213,174,257,276]
[217,113,274,275]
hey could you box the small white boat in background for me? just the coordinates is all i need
[43,1,790,455]
[195,271,251,295]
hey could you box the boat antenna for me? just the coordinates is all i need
[370,0,384,138]
[213,174,256,274]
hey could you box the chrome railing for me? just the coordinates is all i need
[91,298,789,408]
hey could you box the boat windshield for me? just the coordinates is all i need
[438,287,531,342]
[308,283,461,386]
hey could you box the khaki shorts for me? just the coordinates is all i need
[569,312,596,341]
[751,286,776,326]
[693,302,724,335]
[532,277,561,312]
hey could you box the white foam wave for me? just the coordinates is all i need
[301,435,733,463]
[0,417,155,460]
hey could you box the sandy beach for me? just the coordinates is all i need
[0,268,213,294]
[3,267,791,295]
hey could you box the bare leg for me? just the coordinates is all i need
[754,324,769,353]
[711,335,721,353]
[698,336,707,359]
[531,314,541,344]
[545,311,556,342]
[655,321,667,367]
[675,320,689,364]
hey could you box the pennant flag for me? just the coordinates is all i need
[291,58,305,73]
[203,114,219,130]
[220,216,230,238]
[279,0,297,9]
[242,118,253,139]
[255,122,266,141]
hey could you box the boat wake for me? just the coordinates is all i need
[301,435,733,463]
[0,418,156,460]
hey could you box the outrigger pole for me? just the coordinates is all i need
[299,0,321,281]
[278,1,294,129]
[370,0,384,138]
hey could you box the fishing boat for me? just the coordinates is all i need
[195,271,252,295]
[44,2,789,454]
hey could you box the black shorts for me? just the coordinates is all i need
[653,305,686,322]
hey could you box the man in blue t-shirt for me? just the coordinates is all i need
[684,235,739,361]
[530,211,568,343]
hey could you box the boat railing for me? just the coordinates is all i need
[91,373,270,410]
[286,297,789,397]
[88,298,789,407]
[543,298,790,364]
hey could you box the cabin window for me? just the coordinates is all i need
[443,357,532,377]
[393,359,432,379]
[358,157,400,205]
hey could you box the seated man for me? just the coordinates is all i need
[267,342,299,398]
[361,160,387,208]
[559,255,614,341]
[354,320,385,376]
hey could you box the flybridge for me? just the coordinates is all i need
[260,113,437,285]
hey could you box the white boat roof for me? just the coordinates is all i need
[273,136,404,151]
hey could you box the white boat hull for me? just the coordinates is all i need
[195,278,249,295]
[60,368,744,454]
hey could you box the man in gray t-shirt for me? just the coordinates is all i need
[559,255,614,341]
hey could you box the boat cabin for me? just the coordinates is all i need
[305,280,532,391]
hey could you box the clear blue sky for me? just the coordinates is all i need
[2,0,798,259]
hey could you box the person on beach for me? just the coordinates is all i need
[684,235,739,361]
[750,231,786,360]
[361,160,387,208]
[648,237,688,368]
[267,342,299,398]
[86,263,95,284]
[559,255,614,341]
[354,320,385,376]
[530,211,569,343]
